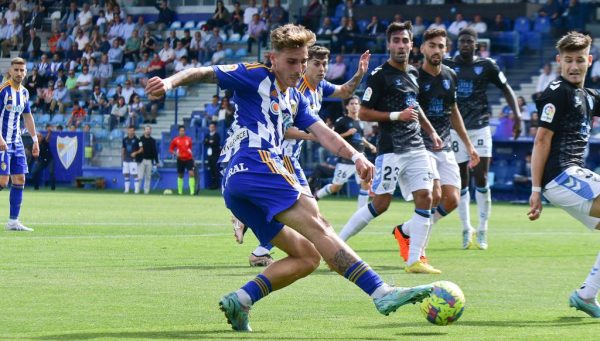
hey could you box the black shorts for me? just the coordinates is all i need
[177,159,195,173]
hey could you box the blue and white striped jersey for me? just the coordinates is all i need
[214,63,320,164]
[281,76,336,159]
[0,81,31,144]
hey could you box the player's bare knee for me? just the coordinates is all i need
[445,193,460,212]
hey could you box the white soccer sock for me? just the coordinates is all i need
[339,204,376,241]
[124,180,130,193]
[432,204,448,224]
[134,179,140,194]
[458,188,471,231]
[475,187,491,232]
[405,212,431,266]
[421,219,434,258]
[252,245,270,256]
[578,252,600,300]
[316,184,332,200]
[235,289,253,307]
[357,189,369,208]
[370,283,394,299]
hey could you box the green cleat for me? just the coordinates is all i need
[374,284,433,316]
[569,291,600,318]
[219,293,252,331]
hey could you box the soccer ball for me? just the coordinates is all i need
[420,281,465,326]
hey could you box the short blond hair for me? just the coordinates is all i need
[270,24,315,52]
[11,57,26,66]
[556,31,592,54]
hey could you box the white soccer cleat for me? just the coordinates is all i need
[462,228,475,249]
[476,230,488,250]
[6,220,33,232]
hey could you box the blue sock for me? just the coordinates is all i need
[9,184,24,220]
[476,186,489,193]
[415,208,431,218]
[436,204,448,217]
[240,274,272,304]
[367,202,380,217]
[344,260,384,296]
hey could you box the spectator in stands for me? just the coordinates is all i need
[67,102,86,128]
[47,29,60,55]
[490,14,508,32]
[409,45,423,68]
[98,53,113,88]
[65,43,82,66]
[122,15,135,41]
[493,107,516,140]
[24,3,44,32]
[269,0,287,29]
[339,17,359,54]
[134,52,151,86]
[88,85,107,115]
[470,14,487,35]
[528,111,539,137]
[205,27,224,61]
[325,54,346,85]
[134,15,148,38]
[217,96,234,138]
[25,67,42,102]
[428,16,446,31]
[316,16,334,41]
[77,3,93,33]
[189,31,206,64]
[147,52,166,79]
[448,13,468,39]
[127,94,145,128]
[36,79,54,112]
[412,16,425,41]
[205,95,220,126]
[477,42,490,58]
[331,16,348,52]
[35,53,50,82]
[56,31,73,58]
[211,42,226,65]
[1,18,22,58]
[166,30,179,49]
[31,128,55,191]
[365,15,385,52]
[65,68,78,99]
[61,1,79,33]
[513,152,532,194]
[124,29,141,63]
[88,56,98,78]
[517,95,530,135]
[180,29,192,51]
[90,0,102,17]
[533,63,556,100]
[113,4,126,22]
[230,1,245,35]
[208,0,231,30]
[0,18,10,48]
[98,33,111,55]
[74,28,89,51]
[122,80,137,104]
[112,84,124,103]
[302,0,322,31]
[105,2,116,23]
[243,0,259,27]
[107,15,124,44]
[247,13,267,53]
[141,30,157,55]
[110,96,127,130]
[76,65,93,101]
[174,40,188,61]
[154,0,176,33]
[539,0,563,29]
[67,124,77,132]
[49,53,63,79]
[342,0,356,19]
[81,44,94,61]
[204,121,221,189]
[108,39,124,68]
[258,0,270,24]
[4,2,20,26]
[95,9,107,34]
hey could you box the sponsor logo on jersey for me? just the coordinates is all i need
[217,64,239,72]
[541,103,556,123]
[442,79,451,90]
[473,66,483,75]
[363,87,372,101]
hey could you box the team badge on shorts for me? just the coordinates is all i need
[1,162,6,171]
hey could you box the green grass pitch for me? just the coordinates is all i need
[1,190,600,340]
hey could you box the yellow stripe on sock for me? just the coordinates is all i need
[348,263,369,283]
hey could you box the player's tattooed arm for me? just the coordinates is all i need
[169,67,217,87]
[333,50,370,98]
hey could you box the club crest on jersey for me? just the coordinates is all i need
[474,66,483,75]
[217,64,239,72]
[541,103,555,123]
[442,79,451,90]
[57,135,78,169]
[290,100,297,115]
[574,95,582,107]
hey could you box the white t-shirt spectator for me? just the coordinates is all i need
[470,21,487,34]
[75,34,90,51]
[243,6,259,25]
[536,70,557,93]
[448,20,468,37]
[77,10,93,27]
[77,73,93,91]
[122,86,136,104]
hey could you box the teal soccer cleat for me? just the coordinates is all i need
[219,293,252,331]
[569,291,600,318]
[374,284,434,316]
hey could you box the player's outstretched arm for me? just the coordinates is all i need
[145,66,217,99]
[450,103,479,168]
[284,127,315,141]
[528,127,553,221]
[308,120,374,182]
[502,83,522,139]
[332,50,371,99]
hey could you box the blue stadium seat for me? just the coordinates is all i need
[224,48,234,58]
[135,87,145,98]
[196,21,207,29]
[513,17,531,33]
[169,21,182,30]
[525,32,542,51]
[534,17,551,34]
[107,87,116,98]
[176,87,186,97]
[26,62,34,70]
[115,74,127,85]
[50,114,65,125]
[184,20,196,29]
[90,114,104,127]
[92,128,109,139]
[123,62,135,72]
[38,113,51,125]
[109,128,123,140]
[357,20,369,34]
[235,48,248,57]
[227,33,241,42]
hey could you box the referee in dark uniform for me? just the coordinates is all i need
[139,125,159,194]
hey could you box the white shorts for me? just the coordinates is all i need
[429,150,461,189]
[122,161,138,175]
[450,126,492,163]
[372,150,433,201]
[544,166,600,230]
[332,163,360,185]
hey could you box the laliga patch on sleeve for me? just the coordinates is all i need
[362,87,372,101]
[540,103,556,123]
[498,71,507,84]
[217,64,239,72]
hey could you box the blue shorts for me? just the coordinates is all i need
[223,149,303,245]
[283,155,308,187]
[0,140,28,176]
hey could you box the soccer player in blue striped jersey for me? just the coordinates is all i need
[146,24,433,332]
[246,45,371,266]
[1,57,39,231]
